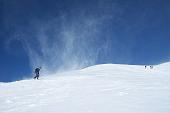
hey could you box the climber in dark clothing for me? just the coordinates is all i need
[34,67,41,79]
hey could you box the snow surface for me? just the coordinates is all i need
[0,63,170,113]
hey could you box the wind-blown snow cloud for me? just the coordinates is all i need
[22,15,111,74]
[5,16,109,75]
[4,0,127,75]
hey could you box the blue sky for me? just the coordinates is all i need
[0,0,170,82]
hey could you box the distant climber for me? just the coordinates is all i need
[34,67,41,79]
[150,65,153,69]
[145,65,147,69]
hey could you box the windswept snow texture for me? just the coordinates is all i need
[0,63,170,113]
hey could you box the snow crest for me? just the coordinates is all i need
[0,63,170,113]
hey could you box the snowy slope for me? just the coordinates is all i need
[0,63,170,113]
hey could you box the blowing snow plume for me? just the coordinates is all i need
[20,15,111,74]
[4,0,123,75]
[17,2,122,74]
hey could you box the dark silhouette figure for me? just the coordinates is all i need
[150,65,153,69]
[145,65,147,69]
[34,67,41,79]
